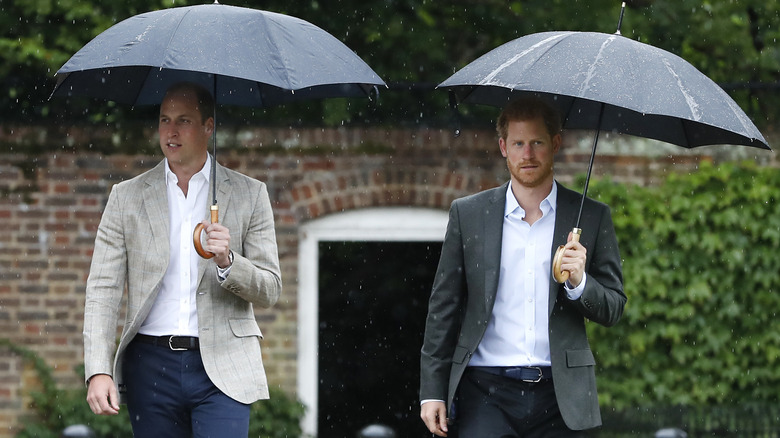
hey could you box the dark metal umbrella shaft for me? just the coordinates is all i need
[574,104,605,229]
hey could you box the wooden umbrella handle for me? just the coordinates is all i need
[193,204,219,259]
[552,227,582,284]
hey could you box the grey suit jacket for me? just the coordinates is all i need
[419,181,625,430]
[83,160,282,404]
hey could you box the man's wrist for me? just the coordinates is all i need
[217,251,234,280]
[565,272,587,300]
[218,250,233,269]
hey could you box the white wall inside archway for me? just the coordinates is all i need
[297,207,449,436]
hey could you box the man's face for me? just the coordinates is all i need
[499,117,561,189]
[158,90,213,173]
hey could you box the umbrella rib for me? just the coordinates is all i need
[680,118,693,148]
[129,66,156,106]
[481,33,570,86]
[165,8,194,69]
[258,14,295,92]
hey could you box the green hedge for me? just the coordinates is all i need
[586,161,780,410]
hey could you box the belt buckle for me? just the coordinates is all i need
[168,335,187,351]
[522,366,543,383]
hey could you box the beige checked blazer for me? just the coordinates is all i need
[83,160,282,404]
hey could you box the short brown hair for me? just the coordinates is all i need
[496,96,562,140]
[164,82,215,123]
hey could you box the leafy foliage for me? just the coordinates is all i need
[0,339,122,438]
[0,339,303,438]
[248,388,305,438]
[586,162,780,409]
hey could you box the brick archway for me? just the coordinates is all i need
[288,165,501,221]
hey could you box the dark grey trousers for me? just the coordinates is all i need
[452,368,589,438]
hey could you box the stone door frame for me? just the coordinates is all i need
[297,207,448,436]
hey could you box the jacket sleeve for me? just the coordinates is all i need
[574,203,626,327]
[419,201,467,402]
[83,184,127,381]
[218,181,281,309]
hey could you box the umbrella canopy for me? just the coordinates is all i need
[439,30,769,150]
[51,2,386,259]
[438,28,770,282]
[51,3,386,106]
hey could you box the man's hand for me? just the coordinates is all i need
[86,374,119,415]
[561,230,587,286]
[202,221,232,268]
[420,401,449,437]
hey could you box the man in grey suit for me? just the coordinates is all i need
[420,97,625,437]
[84,82,282,437]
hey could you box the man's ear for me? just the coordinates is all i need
[205,117,215,136]
[499,138,508,158]
[552,133,562,154]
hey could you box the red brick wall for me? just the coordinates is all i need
[1,122,770,435]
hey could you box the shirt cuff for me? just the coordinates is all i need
[217,265,232,282]
[420,399,445,406]
[564,272,587,300]
[216,251,234,281]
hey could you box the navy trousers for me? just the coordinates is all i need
[453,368,589,438]
[123,340,251,438]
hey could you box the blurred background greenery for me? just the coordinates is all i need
[2,0,779,131]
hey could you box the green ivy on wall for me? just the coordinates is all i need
[587,161,780,410]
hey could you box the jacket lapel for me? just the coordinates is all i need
[143,162,170,262]
[483,182,508,312]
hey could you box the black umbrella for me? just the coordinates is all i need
[438,5,770,282]
[51,2,386,258]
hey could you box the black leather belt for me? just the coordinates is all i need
[135,334,199,351]
[470,366,552,382]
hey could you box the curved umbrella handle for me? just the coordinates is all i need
[552,227,582,284]
[193,205,219,259]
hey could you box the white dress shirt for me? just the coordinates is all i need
[138,156,211,337]
[469,181,586,367]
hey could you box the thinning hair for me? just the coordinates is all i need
[496,96,562,140]
[164,82,215,123]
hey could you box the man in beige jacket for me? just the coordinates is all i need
[83,82,281,437]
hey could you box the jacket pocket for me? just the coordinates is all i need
[566,349,595,368]
[229,318,263,339]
